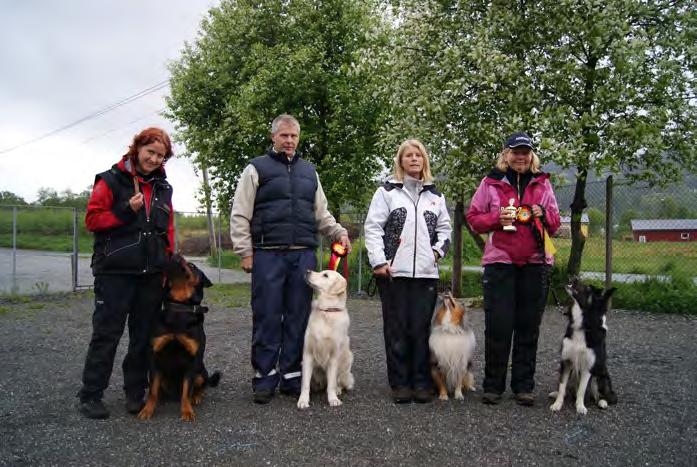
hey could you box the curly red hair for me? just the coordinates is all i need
[123,127,173,164]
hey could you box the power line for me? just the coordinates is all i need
[0,80,170,155]
[80,108,165,144]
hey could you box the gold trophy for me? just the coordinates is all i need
[501,198,518,232]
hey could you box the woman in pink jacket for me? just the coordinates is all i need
[466,132,560,407]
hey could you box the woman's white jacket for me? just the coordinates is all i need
[364,178,452,279]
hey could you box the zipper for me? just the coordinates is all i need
[412,190,422,278]
[288,162,295,245]
[144,182,158,273]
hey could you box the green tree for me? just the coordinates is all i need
[166,0,389,215]
[0,191,28,206]
[528,0,697,276]
[36,187,91,208]
[587,207,605,236]
[379,0,696,281]
[370,0,536,294]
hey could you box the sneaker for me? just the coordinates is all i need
[125,398,145,415]
[253,390,274,404]
[514,392,535,406]
[79,399,109,419]
[481,392,502,405]
[413,388,434,404]
[392,387,412,404]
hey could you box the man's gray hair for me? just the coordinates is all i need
[271,114,300,134]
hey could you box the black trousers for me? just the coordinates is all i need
[377,277,438,391]
[482,263,551,395]
[78,274,163,402]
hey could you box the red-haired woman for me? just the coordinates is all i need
[77,127,175,419]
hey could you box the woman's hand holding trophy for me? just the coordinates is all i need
[500,198,518,231]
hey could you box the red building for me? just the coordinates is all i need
[630,219,697,242]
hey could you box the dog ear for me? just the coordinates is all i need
[328,275,347,295]
[189,263,213,288]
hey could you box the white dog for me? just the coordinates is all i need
[297,270,355,409]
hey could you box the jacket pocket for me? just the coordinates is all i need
[98,232,144,271]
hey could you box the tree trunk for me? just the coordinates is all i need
[567,169,588,278]
[451,198,464,297]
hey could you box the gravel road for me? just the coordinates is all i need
[0,292,694,466]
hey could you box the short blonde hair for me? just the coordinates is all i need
[495,148,541,173]
[393,139,434,183]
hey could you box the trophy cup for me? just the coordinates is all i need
[501,198,518,232]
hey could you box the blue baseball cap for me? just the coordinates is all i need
[504,132,534,150]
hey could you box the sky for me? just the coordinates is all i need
[0,0,220,213]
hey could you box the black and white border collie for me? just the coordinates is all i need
[550,278,618,415]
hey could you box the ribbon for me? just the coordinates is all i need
[328,242,348,271]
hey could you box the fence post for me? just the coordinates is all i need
[72,208,78,292]
[605,175,613,307]
[217,213,222,284]
[12,207,17,293]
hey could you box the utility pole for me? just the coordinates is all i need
[202,165,217,256]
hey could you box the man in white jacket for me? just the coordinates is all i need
[364,139,451,403]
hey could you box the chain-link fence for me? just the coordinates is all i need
[2,176,695,295]
[553,176,697,281]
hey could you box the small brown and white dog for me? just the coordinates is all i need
[297,270,355,409]
[429,292,476,401]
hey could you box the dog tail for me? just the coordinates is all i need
[207,371,221,388]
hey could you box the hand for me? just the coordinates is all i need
[499,208,515,227]
[532,204,544,218]
[339,234,352,254]
[433,250,440,263]
[129,193,144,212]
[373,264,392,278]
[241,255,253,273]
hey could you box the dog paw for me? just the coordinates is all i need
[454,391,464,400]
[597,399,608,409]
[548,391,558,399]
[328,397,342,407]
[550,401,563,412]
[137,407,153,420]
[180,410,196,422]
[438,393,449,401]
[575,404,588,415]
[297,394,310,409]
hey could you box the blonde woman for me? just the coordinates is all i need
[364,139,452,403]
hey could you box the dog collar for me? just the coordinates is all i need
[164,302,209,314]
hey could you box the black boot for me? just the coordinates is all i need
[79,399,109,419]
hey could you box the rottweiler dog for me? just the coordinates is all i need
[137,254,220,422]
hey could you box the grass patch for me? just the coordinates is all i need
[206,283,251,308]
[0,233,92,253]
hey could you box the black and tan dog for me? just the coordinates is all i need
[137,254,220,422]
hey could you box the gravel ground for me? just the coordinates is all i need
[0,292,695,467]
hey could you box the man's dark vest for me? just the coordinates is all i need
[250,150,318,248]
[91,164,172,275]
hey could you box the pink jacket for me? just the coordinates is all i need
[466,169,560,266]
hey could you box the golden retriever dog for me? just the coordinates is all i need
[297,270,355,409]
[429,292,476,401]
